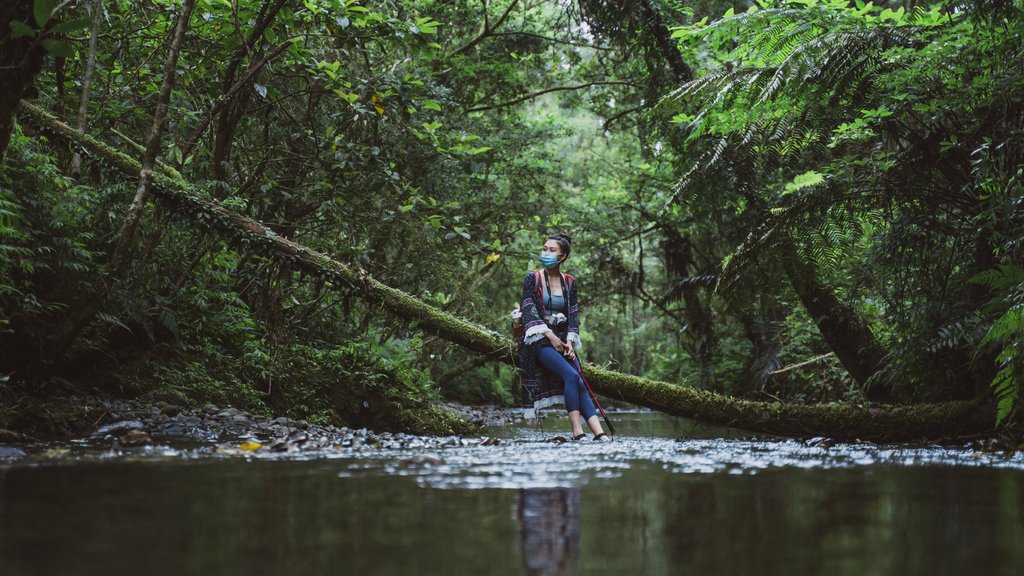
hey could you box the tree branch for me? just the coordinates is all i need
[489,31,613,51]
[448,0,519,57]
[178,40,293,165]
[466,81,638,113]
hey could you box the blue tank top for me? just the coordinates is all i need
[541,285,567,313]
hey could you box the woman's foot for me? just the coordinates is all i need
[593,433,611,442]
[572,433,587,441]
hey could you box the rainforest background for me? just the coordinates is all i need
[1,0,1021,434]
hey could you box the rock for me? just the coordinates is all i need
[157,423,186,436]
[0,446,26,460]
[274,416,291,425]
[93,420,145,438]
[118,429,152,447]
[481,437,501,446]
[231,415,249,423]
[216,408,240,418]
[160,405,181,417]
[296,420,310,430]
[805,436,835,449]
[287,431,308,443]
[202,403,219,414]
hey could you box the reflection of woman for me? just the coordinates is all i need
[516,488,580,576]
[517,232,609,441]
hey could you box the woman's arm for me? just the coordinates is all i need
[520,272,552,345]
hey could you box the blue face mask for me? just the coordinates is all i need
[539,252,560,269]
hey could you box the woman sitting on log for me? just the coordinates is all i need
[516,232,610,441]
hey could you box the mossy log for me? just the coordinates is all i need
[17,101,995,442]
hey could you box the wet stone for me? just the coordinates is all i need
[93,420,145,438]
[0,446,26,460]
[160,405,181,417]
[118,429,152,447]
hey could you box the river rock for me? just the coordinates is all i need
[202,403,219,414]
[93,420,145,438]
[0,446,26,460]
[118,429,152,447]
[160,405,181,417]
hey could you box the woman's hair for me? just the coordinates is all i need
[547,231,572,258]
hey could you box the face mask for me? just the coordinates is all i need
[539,252,560,269]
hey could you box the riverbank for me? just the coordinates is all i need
[0,390,541,462]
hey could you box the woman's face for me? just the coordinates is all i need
[542,240,562,258]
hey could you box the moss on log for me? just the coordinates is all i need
[18,101,995,442]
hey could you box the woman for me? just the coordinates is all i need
[516,232,610,441]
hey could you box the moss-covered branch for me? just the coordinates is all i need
[17,100,994,441]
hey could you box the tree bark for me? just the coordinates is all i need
[778,240,888,399]
[111,0,196,272]
[209,0,291,185]
[18,101,996,442]
[0,1,46,167]
[70,0,104,179]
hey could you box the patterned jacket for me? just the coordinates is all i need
[516,270,582,409]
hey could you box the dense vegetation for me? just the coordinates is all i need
[1,0,1021,435]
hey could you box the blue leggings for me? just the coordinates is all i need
[537,345,597,419]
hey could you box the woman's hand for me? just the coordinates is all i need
[563,341,575,361]
[546,331,566,353]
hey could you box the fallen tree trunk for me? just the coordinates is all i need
[18,101,994,442]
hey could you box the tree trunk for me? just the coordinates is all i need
[778,241,888,399]
[17,101,996,442]
[70,0,104,179]
[0,1,46,166]
[48,0,196,360]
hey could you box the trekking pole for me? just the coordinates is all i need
[570,356,616,436]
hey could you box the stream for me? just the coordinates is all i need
[2,411,1023,575]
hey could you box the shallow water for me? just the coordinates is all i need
[2,412,1023,576]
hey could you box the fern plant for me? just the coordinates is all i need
[972,265,1024,425]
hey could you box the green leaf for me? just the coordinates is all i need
[9,20,36,39]
[421,100,442,112]
[34,0,56,28]
[49,16,92,35]
[41,38,75,58]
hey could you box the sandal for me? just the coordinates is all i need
[593,433,611,442]
[572,433,587,441]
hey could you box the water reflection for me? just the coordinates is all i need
[516,488,580,576]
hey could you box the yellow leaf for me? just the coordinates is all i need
[486,253,501,264]
[239,441,262,452]
[372,93,385,116]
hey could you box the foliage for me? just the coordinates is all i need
[2,0,1022,434]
